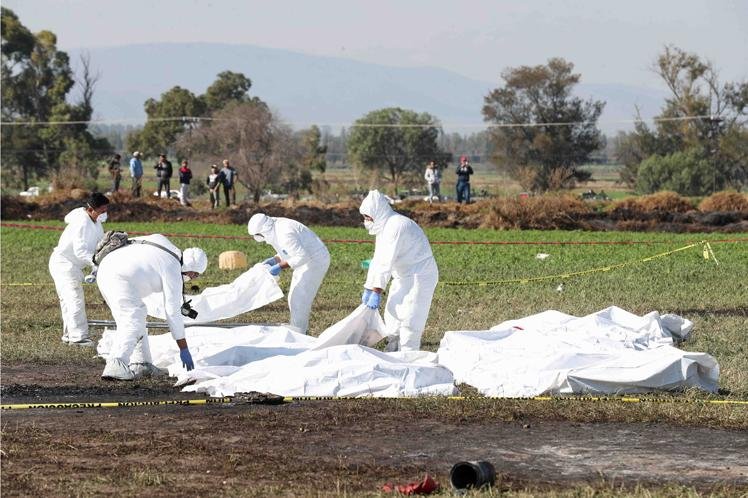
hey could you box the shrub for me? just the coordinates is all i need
[483,194,592,229]
[636,149,716,196]
[609,191,694,218]
[698,191,748,213]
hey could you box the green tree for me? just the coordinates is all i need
[615,46,748,193]
[482,58,604,192]
[126,86,205,159]
[636,148,714,195]
[1,8,109,189]
[347,108,446,194]
[202,70,252,113]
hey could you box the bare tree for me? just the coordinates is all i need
[177,100,289,202]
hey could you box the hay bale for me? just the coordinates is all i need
[218,250,248,270]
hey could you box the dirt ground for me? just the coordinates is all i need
[2,364,747,496]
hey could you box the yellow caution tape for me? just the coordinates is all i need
[1,397,233,410]
[441,241,715,287]
[2,394,746,410]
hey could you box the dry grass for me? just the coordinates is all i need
[609,191,695,216]
[483,195,593,229]
[698,191,748,213]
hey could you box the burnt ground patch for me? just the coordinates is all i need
[2,363,747,496]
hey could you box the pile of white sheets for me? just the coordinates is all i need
[97,265,719,398]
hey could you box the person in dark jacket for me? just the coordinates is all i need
[455,155,474,204]
[220,159,237,206]
[154,154,173,199]
[109,154,122,193]
[178,160,193,206]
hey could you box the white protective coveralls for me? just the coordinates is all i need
[96,234,206,369]
[360,190,439,351]
[48,207,104,342]
[248,215,330,333]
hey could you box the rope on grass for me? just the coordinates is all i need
[440,241,718,287]
[3,394,746,411]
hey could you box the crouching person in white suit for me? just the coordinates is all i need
[97,234,207,380]
[49,192,110,346]
[247,213,330,334]
[359,190,439,351]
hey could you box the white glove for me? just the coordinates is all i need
[84,273,97,284]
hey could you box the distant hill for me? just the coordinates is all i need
[70,43,668,135]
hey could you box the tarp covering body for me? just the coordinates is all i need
[437,306,719,397]
[143,263,283,324]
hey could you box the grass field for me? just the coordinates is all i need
[2,221,747,496]
[2,221,746,399]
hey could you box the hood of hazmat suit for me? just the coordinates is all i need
[247,213,275,238]
[182,248,208,274]
[359,190,395,235]
[248,214,328,269]
[52,207,105,268]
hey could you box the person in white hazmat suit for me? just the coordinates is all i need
[96,234,208,380]
[359,190,439,351]
[48,192,110,346]
[247,213,330,334]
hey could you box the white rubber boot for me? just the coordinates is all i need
[101,358,135,381]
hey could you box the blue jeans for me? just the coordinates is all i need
[456,181,470,203]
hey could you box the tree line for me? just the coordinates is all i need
[2,6,746,197]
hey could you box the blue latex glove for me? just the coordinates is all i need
[361,288,372,305]
[263,256,277,266]
[180,348,194,371]
[365,290,381,309]
[269,263,282,276]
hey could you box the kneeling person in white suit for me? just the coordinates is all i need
[247,213,330,334]
[359,190,439,351]
[97,234,207,380]
[49,192,110,346]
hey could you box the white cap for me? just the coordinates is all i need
[182,248,208,274]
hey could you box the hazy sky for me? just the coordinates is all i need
[4,0,747,88]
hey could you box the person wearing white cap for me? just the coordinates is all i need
[129,151,143,197]
[96,234,208,380]
[247,214,330,334]
[359,190,439,351]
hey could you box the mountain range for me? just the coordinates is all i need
[70,42,669,135]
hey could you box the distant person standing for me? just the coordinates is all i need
[129,151,143,197]
[154,154,173,199]
[424,161,441,203]
[206,165,224,209]
[455,155,474,204]
[221,159,237,206]
[109,154,122,193]
[178,160,193,207]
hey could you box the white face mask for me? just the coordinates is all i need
[253,234,264,243]
[97,212,108,223]
[363,220,374,233]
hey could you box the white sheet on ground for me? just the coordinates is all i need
[99,304,457,398]
[143,263,284,324]
[437,306,719,397]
